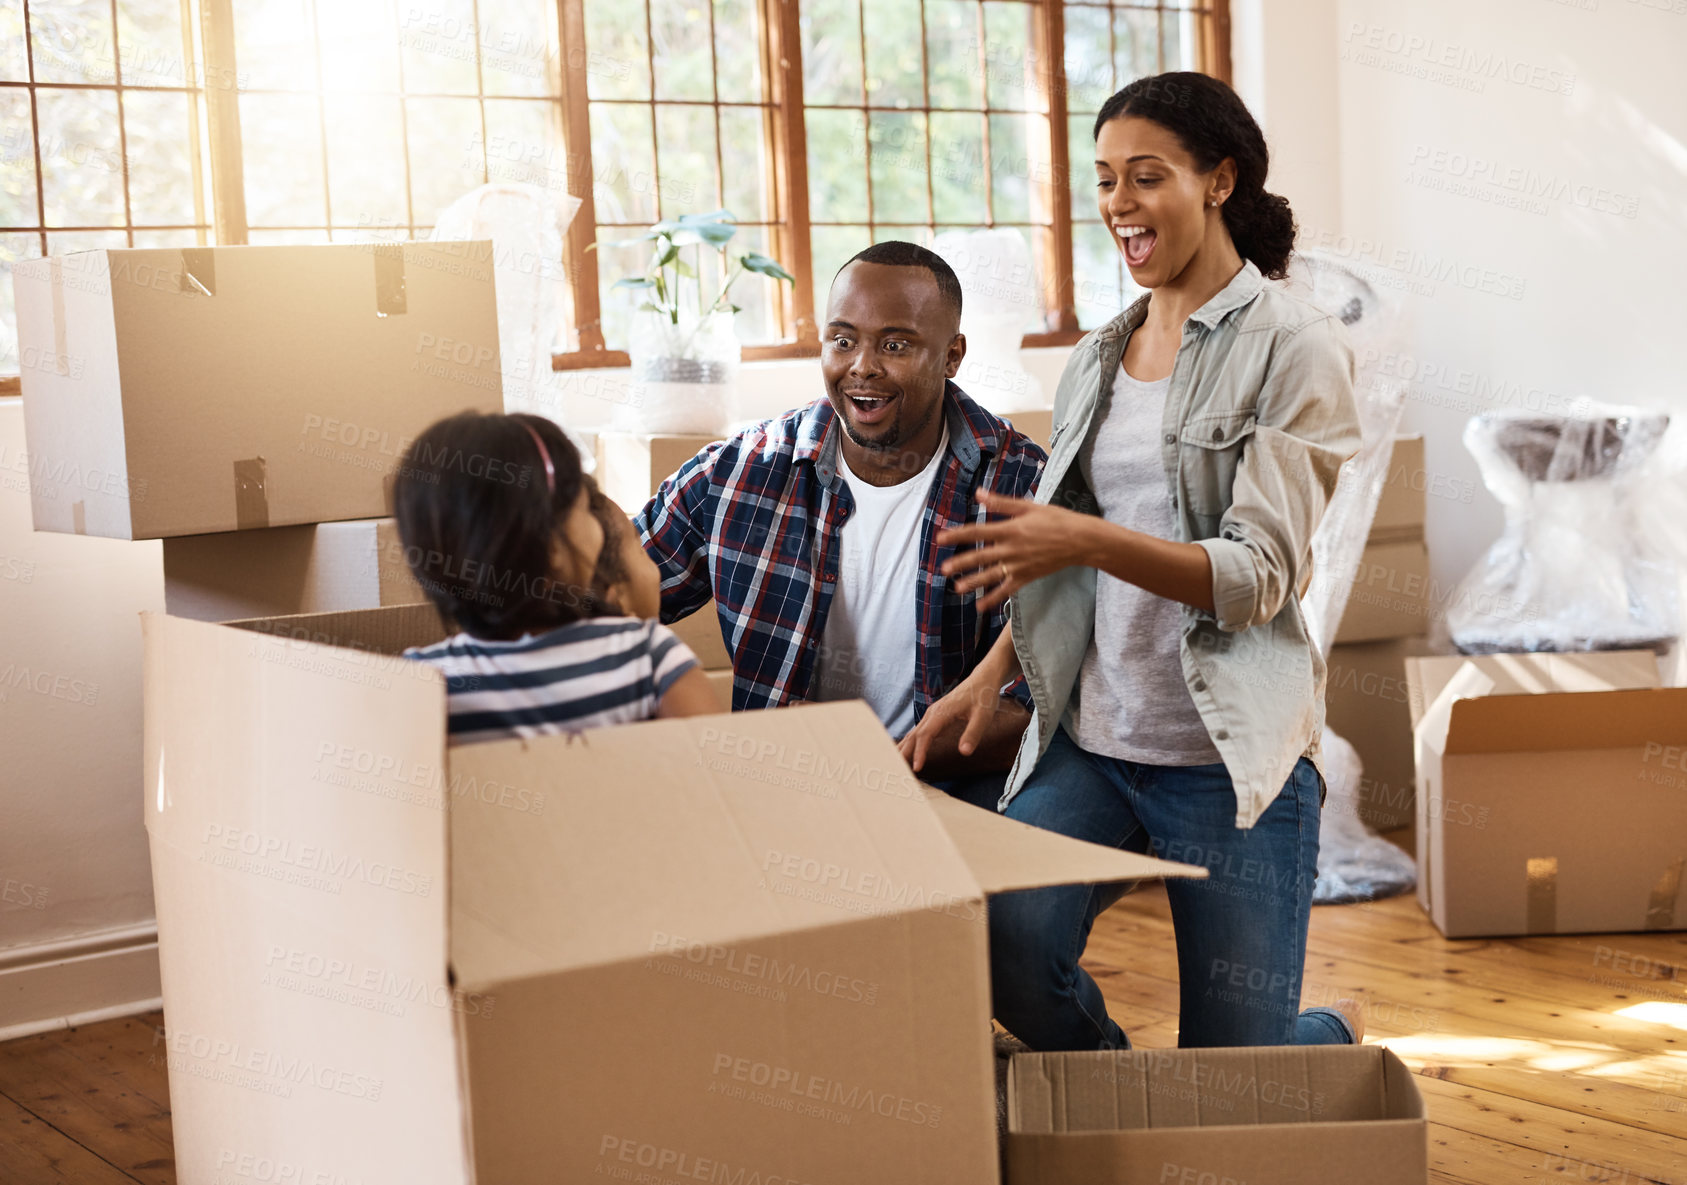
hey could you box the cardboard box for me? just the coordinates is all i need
[143,606,1204,1182]
[1004,1045,1427,1184]
[1371,435,1426,535]
[594,431,721,512]
[1405,650,1687,938]
[1333,538,1431,645]
[14,243,501,539]
[1002,408,1053,451]
[1323,635,1438,831]
[704,668,734,704]
[670,602,731,671]
[162,518,424,622]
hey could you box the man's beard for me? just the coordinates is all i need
[838,393,940,453]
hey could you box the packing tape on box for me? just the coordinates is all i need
[373,244,407,316]
[1645,857,1684,930]
[234,457,269,529]
[1525,856,1558,934]
[180,247,216,296]
[71,500,85,536]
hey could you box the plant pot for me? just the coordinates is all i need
[615,310,740,436]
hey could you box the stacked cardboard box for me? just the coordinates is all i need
[1405,649,1687,938]
[1324,436,1435,830]
[593,431,720,513]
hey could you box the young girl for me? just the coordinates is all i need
[902,73,1365,1051]
[393,411,719,744]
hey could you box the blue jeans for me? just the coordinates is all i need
[962,726,1355,1051]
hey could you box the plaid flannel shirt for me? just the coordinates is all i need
[634,382,1047,723]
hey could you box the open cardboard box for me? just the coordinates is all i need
[1003,1046,1427,1184]
[143,604,1205,1182]
[1406,650,1687,938]
[14,243,502,539]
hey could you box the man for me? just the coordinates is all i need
[634,241,1045,780]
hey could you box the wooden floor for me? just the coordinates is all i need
[2,865,1684,1182]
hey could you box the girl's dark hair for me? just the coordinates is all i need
[391,411,619,639]
[1093,72,1295,279]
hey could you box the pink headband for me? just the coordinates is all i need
[518,420,556,495]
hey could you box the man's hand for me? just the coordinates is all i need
[898,677,1031,780]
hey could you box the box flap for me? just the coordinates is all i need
[446,702,986,989]
[1408,650,1661,740]
[224,602,448,656]
[1444,686,1687,755]
[919,783,1207,895]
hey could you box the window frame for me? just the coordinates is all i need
[550,0,1232,371]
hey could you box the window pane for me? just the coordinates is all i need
[982,2,1037,112]
[0,92,38,227]
[29,0,116,85]
[1068,111,1097,222]
[724,224,782,343]
[593,227,652,351]
[1074,218,1125,329]
[720,105,769,224]
[868,111,927,227]
[44,229,127,254]
[651,0,714,102]
[1114,6,1159,82]
[863,0,923,110]
[37,89,124,227]
[124,90,198,226]
[1,233,44,377]
[989,111,1036,224]
[484,98,569,201]
[589,102,658,225]
[325,93,407,230]
[1063,3,1112,115]
[924,0,982,110]
[320,0,399,93]
[131,228,201,247]
[801,0,863,107]
[241,92,326,227]
[713,0,762,103]
[805,109,868,224]
[0,0,27,82]
[810,223,870,323]
[235,0,317,92]
[656,104,719,215]
[929,111,985,226]
[1163,7,1196,69]
[583,0,651,101]
[399,0,481,96]
[478,0,558,98]
[116,0,191,89]
[407,96,484,225]
[246,228,331,243]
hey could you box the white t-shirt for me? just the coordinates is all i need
[812,425,950,737]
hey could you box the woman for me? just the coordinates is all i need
[900,72,1364,1051]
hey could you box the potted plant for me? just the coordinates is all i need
[596,209,794,435]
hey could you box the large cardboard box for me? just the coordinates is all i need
[162,518,424,622]
[1002,408,1053,451]
[671,601,731,671]
[143,606,1203,1182]
[594,431,721,512]
[1004,1046,1427,1184]
[1333,436,1430,645]
[13,243,502,539]
[1405,650,1687,938]
[1324,635,1438,831]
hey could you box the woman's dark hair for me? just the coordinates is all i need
[391,411,619,638]
[1093,72,1295,279]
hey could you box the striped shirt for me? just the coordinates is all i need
[405,617,700,745]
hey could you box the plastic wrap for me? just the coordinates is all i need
[1312,730,1418,905]
[1280,251,1417,905]
[1449,404,1680,654]
[931,228,1045,412]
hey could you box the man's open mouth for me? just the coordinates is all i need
[844,390,897,424]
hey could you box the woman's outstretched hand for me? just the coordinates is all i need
[938,490,1096,613]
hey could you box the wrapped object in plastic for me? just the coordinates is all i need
[1449,404,1679,654]
[931,228,1044,412]
[1313,730,1418,905]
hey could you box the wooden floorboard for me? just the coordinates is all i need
[0,882,1682,1183]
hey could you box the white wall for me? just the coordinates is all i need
[1329,0,1687,597]
[0,399,164,1032]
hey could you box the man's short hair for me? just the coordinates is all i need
[838,241,963,322]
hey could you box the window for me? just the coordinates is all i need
[0,0,1228,388]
